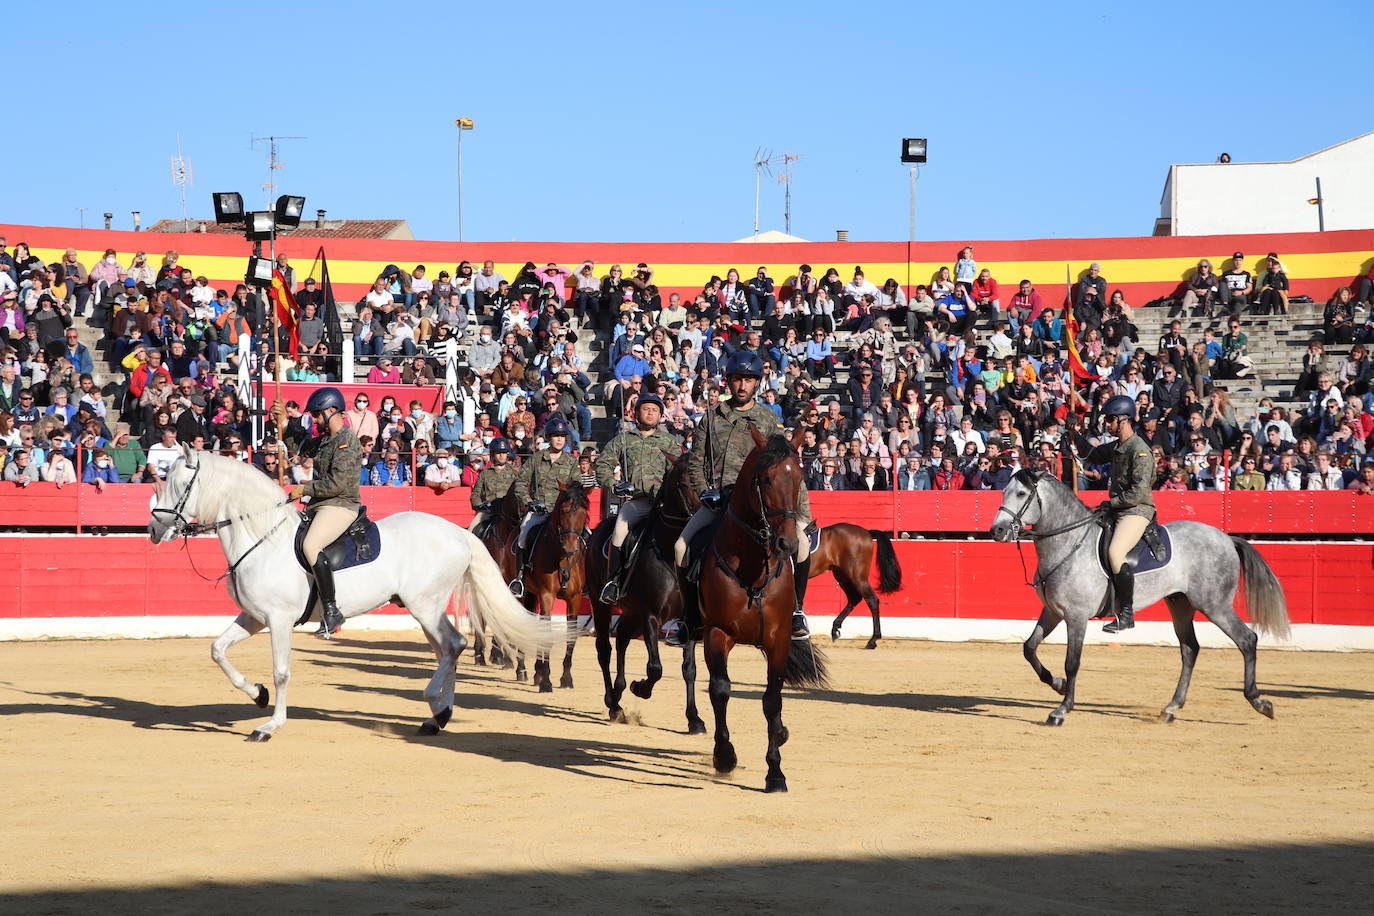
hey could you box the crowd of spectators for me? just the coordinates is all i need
[2,233,1373,495]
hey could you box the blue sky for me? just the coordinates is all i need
[4,0,1370,244]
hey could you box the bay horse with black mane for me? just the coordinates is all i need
[475,481,590,691]
[700,427,829,793]
[814,524,903,648]
[585,453,706,734]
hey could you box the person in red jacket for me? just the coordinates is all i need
[933,455,965,490]
[972,269,1001,323]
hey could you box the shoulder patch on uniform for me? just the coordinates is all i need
[337,442,350,449]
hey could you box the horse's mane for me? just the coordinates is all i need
[556,480,590,513]
[754,434,799,475]
[1014,467,1091,518]
[191,452,296,541]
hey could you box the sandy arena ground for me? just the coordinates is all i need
[1,632,1371,914]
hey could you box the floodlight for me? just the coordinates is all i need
[245,256,274,289]
[274,195,306,229]
[245,211,275,241]
[213,192,245,225]
[900,138,927,164]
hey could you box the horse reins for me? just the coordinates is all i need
[1000,477,1104,590]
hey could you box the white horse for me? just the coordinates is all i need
[148,447,561,741]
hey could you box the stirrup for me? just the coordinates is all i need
[315,605,344,640]
[599,581,620,605]
[1102,613,1135,634]
[508,577,525,598]
[662,619,688,648]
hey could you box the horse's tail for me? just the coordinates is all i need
[456,528,567,655]
[868,530,903,594]
[1232,537,1291,641]
[782,638,831,690]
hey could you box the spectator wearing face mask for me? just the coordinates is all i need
[469,327,501,377]
[434,401,464,451]
[424,448,463,492]
[344,394,378,443]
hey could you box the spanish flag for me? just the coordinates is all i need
[1065,311,1093,382]
[1308,197,1322,205]
[269,269,299,358]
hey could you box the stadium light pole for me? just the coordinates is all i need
[456,118,474,242]
[900,138,927,242]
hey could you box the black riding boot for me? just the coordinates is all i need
[663,574,698,648]
[600,544,624,605]
[312,554,344,639]
[792,556,812,639]
[1102,569,1136,633]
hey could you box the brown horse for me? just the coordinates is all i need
[474,481,589,690]
[472,483,521,670]
[700,427,829,793]
[585,454,706,733]
[813,524,903,649]
[514,482,591,692]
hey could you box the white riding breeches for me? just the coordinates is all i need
[612,496,654,548]
[673,503,810,567]
[518,511,548,549]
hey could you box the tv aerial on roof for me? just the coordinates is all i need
[753,148,796,238]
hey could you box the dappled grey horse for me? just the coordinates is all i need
[990,469,1290,726]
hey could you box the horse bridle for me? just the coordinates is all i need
[999,473,1105,590]
[726,477,802,555]
[152,459,292,583]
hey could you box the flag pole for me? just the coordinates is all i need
[1065,262,1078,493]
[269,229,284,443]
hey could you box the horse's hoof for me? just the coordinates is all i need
[1051,677,1067,696]
[713,746,738,773]
[253,685,269,708]
[830,627,841,642]
[1255,699,1275,720]
[1159,710,1176,724]
[864,639,879,650]
[629,680,653,700]
[687,719,707,736]
[764,776,789,794]
[416,720,440,737]
[609,708,627,723]
[1045,712,1065,727]
[472,655,487,667]
[515,672,528,683]
[559,676,574,689]
[538,681,554,694]
[245,729,272,743]
[434,707,452,729]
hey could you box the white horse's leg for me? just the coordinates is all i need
[247,617,294,742]
[211,613,270,708]
[413,603,468,736]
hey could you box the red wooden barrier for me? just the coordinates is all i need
[2,538,1371,627]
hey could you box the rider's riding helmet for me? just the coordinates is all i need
[1102,395,1137,419]
[634,393,664,412]
[724,350,764,378]
[489,437,515,456]
[304,386,346,416]
[545,417,572,438]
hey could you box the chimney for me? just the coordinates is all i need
[315,209,327,229]
[131,211,141,232]
[835,229,848,242]
[102,212,113,230]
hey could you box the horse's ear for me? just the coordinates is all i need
[789,425,806,449]
[181,443,197,467]
[750,423,768,448]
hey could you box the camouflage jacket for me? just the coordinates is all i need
[303,426,364,512]
[471,462,519,510]
[1109,433,1156,519]
[513,449,579,513]
[595,426,682,498]
[689,400,811,527]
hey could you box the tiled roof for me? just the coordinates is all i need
[145,219,412,239]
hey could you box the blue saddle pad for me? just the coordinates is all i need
[1127,524,1171,574]
[808,526,821,554]
[294,510,382,573]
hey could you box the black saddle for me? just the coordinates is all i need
[683,514,724,583]
[294,506,382,574]
[1097,514,1171,576]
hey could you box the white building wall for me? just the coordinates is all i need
[1165,133,1374,236]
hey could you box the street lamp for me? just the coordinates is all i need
[900,138,927,242]
[456,118,474,242]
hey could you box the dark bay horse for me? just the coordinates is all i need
[585,454,706,734]
[472,484,521,669]
[700,428,829,793]
[814,524,903,648]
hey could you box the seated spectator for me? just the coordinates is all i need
[145,427,182,479]
[1232,455,1266,490]
[896,455,931,490]
[371,449,410,486]
[748,267,776,318]
[367,356,401,384]
[424,448,463,492]
[1031,305,1062,345]
[3,447,38,486]
[1266,455,1302,491]
[1074,262,1107,308]
[1160,467,1190,491]
[1347,461,1374,493]
[809,457,848,491]
[402,356,436,386]
[932,455,964,491]
[847,454,890,491]
[1254,254,1289,316]
[1220,252,1253,314]
[1179,259,1220,317]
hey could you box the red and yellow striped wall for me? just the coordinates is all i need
[6,224,1371,308]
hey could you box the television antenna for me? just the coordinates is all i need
[170,133,193,227]
[250,134,307,210]
[776,152,799,235]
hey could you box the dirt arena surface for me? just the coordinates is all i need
[1,632,1371,914]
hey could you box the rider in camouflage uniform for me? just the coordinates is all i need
[287,386,364,639]
[595,393,683,604]
[509,417,579,597]
[1099,395,1156,633]
[666,350,813,646]
[468,437,518,532]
